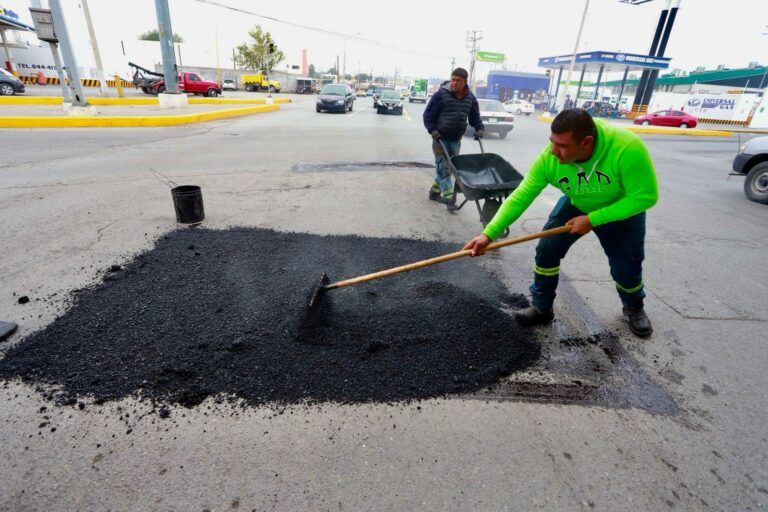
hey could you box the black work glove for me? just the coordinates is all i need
[430,129,441,140]
[475,129,484,139]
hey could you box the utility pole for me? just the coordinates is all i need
[154,0,179,94]
[80,0,108,96]
[449,56,455,77]
[465,30,483,87]
[29,0,70,101]
[562,0,590,110]
[48,0,88,106]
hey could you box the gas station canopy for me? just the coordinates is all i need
[0,10,35,32]
[537,51,673,112]
[538,51,670,72]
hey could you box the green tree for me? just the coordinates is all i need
[327,67,337,76]
[308,64,317,78]
[233,25,285,72]
[355,73,370,82]
[138,29,183,43]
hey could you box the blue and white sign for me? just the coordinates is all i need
[538,51,671,70]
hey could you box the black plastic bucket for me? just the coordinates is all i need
[171,185,205,224]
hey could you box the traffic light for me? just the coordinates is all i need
[267,42,275,54]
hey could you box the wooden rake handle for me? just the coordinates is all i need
[325,225,572,291]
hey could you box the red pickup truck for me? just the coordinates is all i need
[148,71,222,97]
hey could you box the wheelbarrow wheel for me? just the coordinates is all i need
[481,199,510,238]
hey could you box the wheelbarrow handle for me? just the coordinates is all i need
[436,138,459,176]
[323,226,572,291]
[474,135,485,154]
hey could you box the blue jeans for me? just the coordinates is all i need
[530,196,647,310]
[431,138,461,197]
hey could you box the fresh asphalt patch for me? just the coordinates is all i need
[0,227,677,416]
[0,228,540,408]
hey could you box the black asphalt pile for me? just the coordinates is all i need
[0,228,539,408]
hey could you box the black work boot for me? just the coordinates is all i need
[428,190,441,202]
[514,306,555,327]
[623,306,653,338]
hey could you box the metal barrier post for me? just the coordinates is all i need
[114,74,124,98]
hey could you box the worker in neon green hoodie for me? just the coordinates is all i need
[463,109,658,337]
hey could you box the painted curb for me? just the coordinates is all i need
[0,104,279,128]
[625,125,732,137]
[536,115,732,137]
[0,96,292,106]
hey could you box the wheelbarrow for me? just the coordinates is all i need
[438,137,524,238]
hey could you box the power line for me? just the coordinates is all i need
[195,0,446,60]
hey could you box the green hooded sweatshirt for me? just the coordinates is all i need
[483,119,658,240]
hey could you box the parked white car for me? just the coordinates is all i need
[222,79,236,91]
[503,98,534,116]
[476,99,514,139]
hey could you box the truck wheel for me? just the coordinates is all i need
[274,89,280,94]
[744,162,768,204]
[268,86,275,93]
[246,84,254,92]
[206,88,219,97]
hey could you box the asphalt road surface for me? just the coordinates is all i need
[0,94,766,511]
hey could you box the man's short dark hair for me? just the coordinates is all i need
[551,108,597,143]
[451,67,468,80]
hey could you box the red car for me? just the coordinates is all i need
[634,109,697,128]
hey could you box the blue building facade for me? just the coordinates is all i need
[483,71,551,102]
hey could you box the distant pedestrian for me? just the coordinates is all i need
[422,68,484,210]
[564,95,574,110]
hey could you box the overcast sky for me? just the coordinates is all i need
[6,0,768,81]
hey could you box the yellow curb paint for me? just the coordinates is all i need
[625,126,732,137]
[0,105,279,128]
[0,96,292,106]
[0,96,63,105]
[188,97,292,105]
[88,98,158,105]
[536,115,731,137]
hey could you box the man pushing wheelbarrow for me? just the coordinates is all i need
[423,67,484,211]
[463,109,659,338]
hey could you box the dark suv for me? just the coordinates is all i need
[316,84,355,113]
[0,68,25,95]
